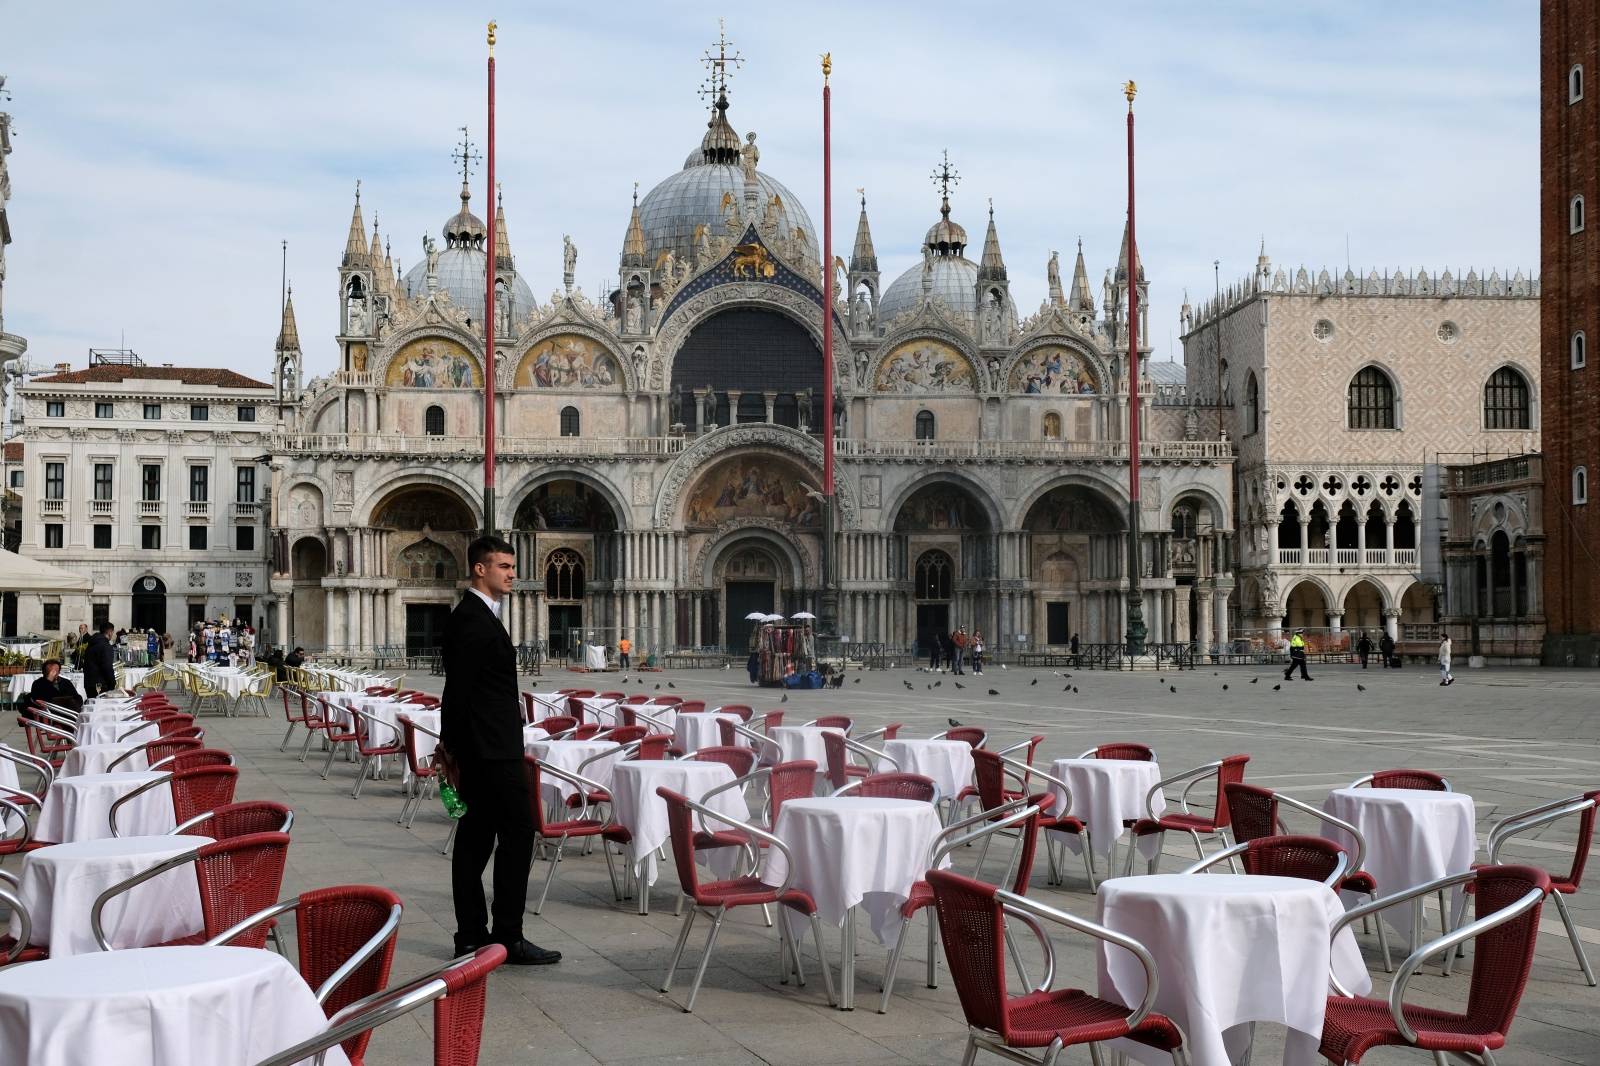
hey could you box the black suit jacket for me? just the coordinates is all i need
[441,591,522,761]
[82,633,116,697]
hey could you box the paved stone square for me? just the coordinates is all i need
[52,662,1600,1065]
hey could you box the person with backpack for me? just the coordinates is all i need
[1356,631,1373,669]
[1378,631,1396,669]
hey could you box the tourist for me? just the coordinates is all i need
[618,635,631,670]
[970,630,985,675]
[186,634,198,663]
[1439,633,1454,686]
[1356,631,1373,669]
[146,628,160,665]
[1070,632,1080,659]
[1378,630,1396,669]
[285,646,306,670]
[951,626,968,676]
[240,626,255,667]
[441,535,559,966]
[26,659,81,716]
[1283,628,1313,682]
[81,621,118,698]
[927,632,942,673]
[161,631,173,660]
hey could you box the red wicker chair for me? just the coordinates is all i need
[90,831,291,949]
[154,748,235,773]
[109,764,239,836]
[1321,865,1550,1064]
[1183,833,1350,885]
[690,746,757,777]
[657,786,836,1012]
[207,884,402,1065]
[842,772,938,804]
[762,710,785,733]
[343,707,405,798]
[975,749,1094,889]
[1126,754,1251,875]
[1353,768,1451,791]
[927,868,1187,1064]
[1079,742,1156,762]
[715,704,754,722]
[530,715,578,738]
[251,945,507,1066]
[278,685,313,751]
[690,761,816,866]
[295,696,332,762]
[822,729,873,791]
[172,799,294,839]
[956,733,1041,814]
[635,735,672,761]
[803,715,852,733]
[933,726,987,749]
[525,756,618,914]
[109,735,201,772]
[396,714,440,828]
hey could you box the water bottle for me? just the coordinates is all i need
[439,781,467,819]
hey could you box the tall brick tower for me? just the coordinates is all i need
[1542,3,1600,664]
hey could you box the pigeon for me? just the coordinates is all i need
[853,677,861,684]
[1030,678,1038,686]
[654,684,661,690]
[667,682,676,689]
[1072,686,1079,693]
[1213,671,1219,676]
[1159,678,1165,685]
[954,681,965,690]
[1222,684,1229,691]
[987,689,1000,696]
[1000,664,1007,670]
[1249,677,1258,684]
[1169,685,1176,693]
[927,684,933,690]
[1357,683,1366,692]
[904,681,915,690]
[1064,685,1072,692]
[948,718,962,727]
[1273,684,1281,691]
[780,693,789,703]
[934,681,942,688]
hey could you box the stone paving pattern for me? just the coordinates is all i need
[42,661,1600,1064]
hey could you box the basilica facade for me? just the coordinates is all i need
[268,86,1235,660]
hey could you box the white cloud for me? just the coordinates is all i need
[1,1,1536,378]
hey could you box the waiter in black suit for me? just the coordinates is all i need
[443,535,560,965]
[81,621,118,699]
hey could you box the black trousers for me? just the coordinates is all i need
[451,756,536,942]
[1358,651,1369,668]
[1284,653,1311,680]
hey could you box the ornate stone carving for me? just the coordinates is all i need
[860,475,882,510]
[651,423,857,530]
[235,571,254,588]
[631,473,652,506]
[188,571,206,589]
[333,470,354,510]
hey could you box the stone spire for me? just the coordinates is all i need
[275,286,300,353]
[342,183,368,267]
[621,183,648,268]
[368,215,387,292]
[1114,220,1144,283]
[849,190,877,273]
[1069,239,1095,313]
[977,200,1006,281]
[493,185,515,273]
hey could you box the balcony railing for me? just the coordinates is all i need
[1277,548,1301,565]
[1364,548,1386,566]
[1333,548,1359,565]
[234,501,259,521]
[277,431,1235,463]
[138,500,161,517]
[40,498,64,515]
[185,500,210,518]
[90,498,115,516]
[1448,455,1538,489]
[1275,546,1419,568]
[1394,548,1418,567]
[1306,548,1330,565]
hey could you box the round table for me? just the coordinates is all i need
[525,737,621,804]
[1322,786,1477,942]
[577,696,620,726]
[609,760,746,891]
[37,771,175,843]
[625,702,679,735]
[76,711,144,746]
[763,725,842,769]
[878,739,974,803]
[764,795,946,1010]
[1048,758,1166,867]
[1097,874,1371,1066]
[60,743,147,778]
[674,712,745,754]
[11,835,210,956]
[0,945,349,1066]
[393,708,444,783]
[525,692,569,721]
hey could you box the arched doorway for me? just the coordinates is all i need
[893,480,994,652]
[913,549,955,653]
[544,548,588,657]
[372,485,475,655]
[512,478,621,651]
[131,575,167,634]
[290,538,327,649]
[1021,483,1124,644]
[718,544,783,654]
[1284,580,1329,632]
[1343,580,1383,635]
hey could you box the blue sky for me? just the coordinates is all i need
[1,1,1538,382]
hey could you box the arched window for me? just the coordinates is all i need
[1483,367,1531,430]
[1041,411,1062,440]
[559,406,580,437]
[1572,64,1585,103]
[423,405,445,436]
[1171,506,1196,541]
[1573,195,1586,234]
[914,550,952,600]
[545,548,585,599]
[1573,331,1587,369]
[1244,372,1260,435]
[914,410,936,441]
[1575,465,1589,505]
[1347,366,1396,430]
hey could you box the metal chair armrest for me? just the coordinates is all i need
[29,720,78,746]
[0,884,31,964]
[937,795,1032,840]
[0,745,53,793]
[107,774,170,837]
[999,753,1071,812]
[1349,774,1375,788]
[349,707,403,749]
[536,762,608,823]
[250,973,450,1066]
[856,726,888,744]
[931,803,1040,868]
[576,744,629,777]
[631,707,673,733]
[681,791,797,896]
[1146,760,1222,821]
[1275,792,1369,872]
[115,719,159,743]
[0,797,34,852]
[106,742,154,772]
[91,845,202,949]
[1178,841,1249,875]
[315,903,403,1005]
[996,889,1162,1029]
[843,736,896,771]
[1487,796,1595,863]
[995,738,1035,759]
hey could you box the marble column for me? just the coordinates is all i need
[1382,607,1400,642]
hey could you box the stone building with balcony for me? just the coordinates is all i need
[1181,253,1540,649]
[1439,453,1545,663]
[267,70,1235,659]
[10,358,274,636]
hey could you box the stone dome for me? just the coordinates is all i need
[877,254,980,324]
[402,248,537,320]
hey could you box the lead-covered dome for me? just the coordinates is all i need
[878,256,980,324]
[628,93,817,268]
[402,181,535,318]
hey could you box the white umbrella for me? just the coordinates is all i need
[764,614,786,622]
[791,611,817,620]
[744,611,768,621]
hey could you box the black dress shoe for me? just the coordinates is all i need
[454,933,488,956]
[496,937,562,965]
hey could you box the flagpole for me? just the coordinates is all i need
[819,52,839,640]
[1123,80,1147,656]
[482,20,499,538]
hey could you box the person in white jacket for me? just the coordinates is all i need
[1438,634,1454,686]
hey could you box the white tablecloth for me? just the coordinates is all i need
[38,771,175,843]
[1097,874,1371,1066]
[8,672,85,699]
[12,835,209,956]
[525,737,621,804]
[119,667,152,690]
[0,944,349,1066]
[583,644,608,670]
[610,760,746,885]
[4,641,48,659]
[878,739,974,802]
[526,692,569,721]
[1049,758,1166,860]
[60,743,148,778]
[764,725,842,769]
[76,712,144,746]
[578,696,620,726]
[764,796,945,943]
[626,701,679,734]
[190,665,253,700]
[1322,786,1477,940]
[674,712,746,754]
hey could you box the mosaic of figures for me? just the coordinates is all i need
[385,337,482,389]
[1010,345,1100,395]
[1025,486,1122,533]
[894,486,987,531]
[373,487,474,532]
[513,482,618,531]
[397,539,460,584]
[875,339,977,394]
[518,334,621,390]
[685,456,820,529]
